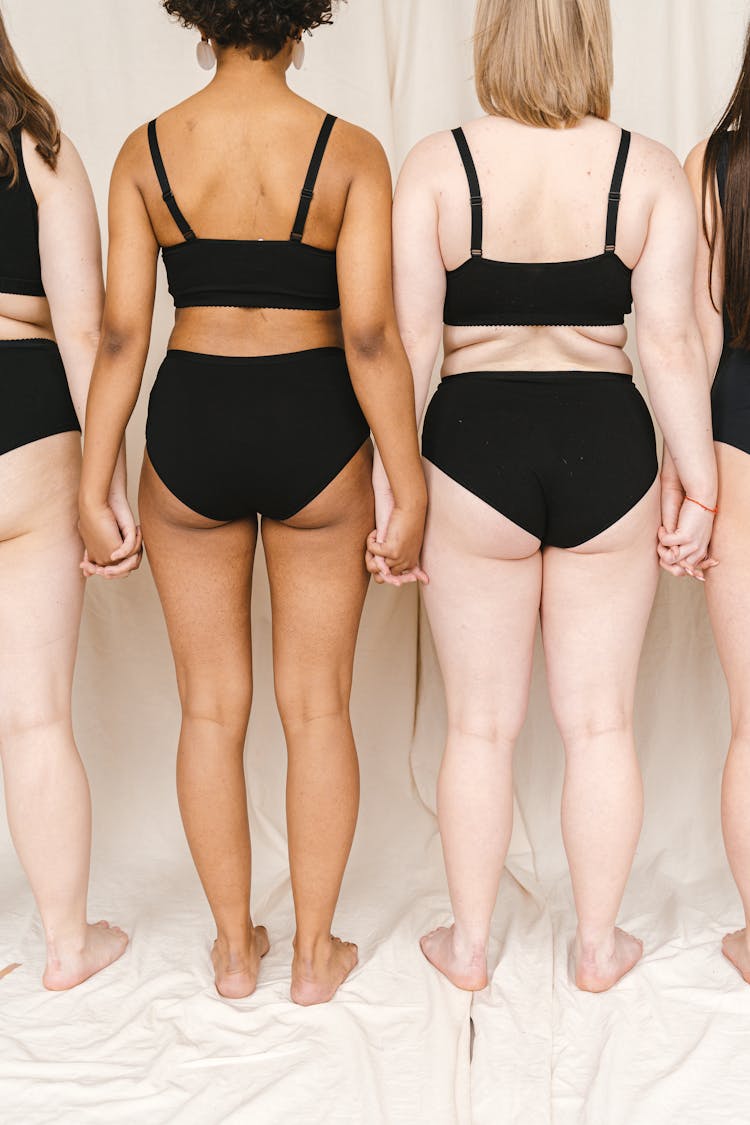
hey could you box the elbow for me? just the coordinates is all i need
[345,325,392,364]
[99,325,141,359]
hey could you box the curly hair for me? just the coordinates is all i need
[161,1,338,59]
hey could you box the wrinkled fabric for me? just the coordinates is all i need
[1,1,749,1122]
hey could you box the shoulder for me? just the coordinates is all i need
[622,129,684,182]
[22,130,92,199]
[396,129,462,198]
[403,129,461,172]
[330,117,389,170]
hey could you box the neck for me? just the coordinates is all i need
[211,46,290,94]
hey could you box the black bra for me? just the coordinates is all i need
[0,127,45,298]
[443,127,633,328]
[148,114,340,311]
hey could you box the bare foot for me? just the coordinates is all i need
[211,926,270,999]
[722,929,750,983]
[419,925,488,991]
[43,921,129,991]
[291,935,358,1006]
[575,927,643,993]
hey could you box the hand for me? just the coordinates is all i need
[658,496,718,581]
[79,491,143,579]
[366,503,428,587]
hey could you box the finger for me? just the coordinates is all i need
[112,524,137,559]
[659,531,685,548]
[369,540,395,559]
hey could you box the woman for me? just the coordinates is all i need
[684,24,750,983]
[0,14,132,988]
[389,0,717,994]
[79,0,426,1005]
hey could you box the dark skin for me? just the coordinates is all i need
[79,37,427,1003]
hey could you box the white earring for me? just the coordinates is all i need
[292,38,305,70]
[196,36,216,70]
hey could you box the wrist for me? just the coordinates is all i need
[393,485,428,513]
[79,488,109,512]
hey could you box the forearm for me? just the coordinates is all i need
[54,329,101,431]
[643,339,717,501]
[346,331,426,508]
[79,339,148,506]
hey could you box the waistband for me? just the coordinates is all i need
[164,345,345,367]
[0,337,59,351]
[440,369,632,387]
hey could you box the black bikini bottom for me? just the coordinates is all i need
[0,339,79,457]
[712,345,750,456]
[421,369,658,548]
[146,346,370,521]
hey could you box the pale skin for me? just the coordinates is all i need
[0,129,135,989]
[392,113,717,993]
[78,37,426,1003]
[684,139,750,983]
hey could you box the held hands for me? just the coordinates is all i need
[657,476,717,581]
[79,489,143,579]
[366,477,428,587]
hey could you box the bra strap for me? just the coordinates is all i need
[452,128,483,258]
[604,129,631,254]
[290,114,337,243]
[147,119,196,243]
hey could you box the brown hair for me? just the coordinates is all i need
[703,22,750,350]
[474,0,613,129]
[0,9,60,185]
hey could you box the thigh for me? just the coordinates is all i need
[542,480,661,735]
[139,453,257,709]
[0,433,84,732]
[705,443,750,722]
[262,442,373,712]
[421,463,542,738]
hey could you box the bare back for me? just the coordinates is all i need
[397,114,674,379]
[129,81,361,357]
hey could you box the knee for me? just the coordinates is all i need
[0,704,71,754]
[446,708,524,753]
[554,705,632,752]
[177,673,252,738]
[275,672,351,732]
[729,709,750,749]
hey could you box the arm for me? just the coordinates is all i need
[631,146,717,573]
[32,133,103,428]
[78,130,159,571]
[684,140,725,381]
[31,132,136,570]
[392,138,447,433]
[337,131,427,582]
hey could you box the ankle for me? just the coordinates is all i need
[451,930,488,963]
[293,932,334,965]
[576,926,616,959]
[215,924,253,953]
[45,921,89,959]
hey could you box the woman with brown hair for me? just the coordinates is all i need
[684,22,750,984]
[0,12,132,987]
[78,0,426,1004]
[391,0,716,993]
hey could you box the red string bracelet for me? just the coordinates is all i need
[685,496,719,515]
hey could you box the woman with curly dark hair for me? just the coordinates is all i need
[78,0,427,1004]
[0,11,131,989]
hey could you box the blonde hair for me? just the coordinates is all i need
[474,0,613,129]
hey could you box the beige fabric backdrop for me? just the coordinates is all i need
[1,1,749,1122]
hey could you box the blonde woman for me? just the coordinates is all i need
[0,14,132,988]
[388,0,717,992]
